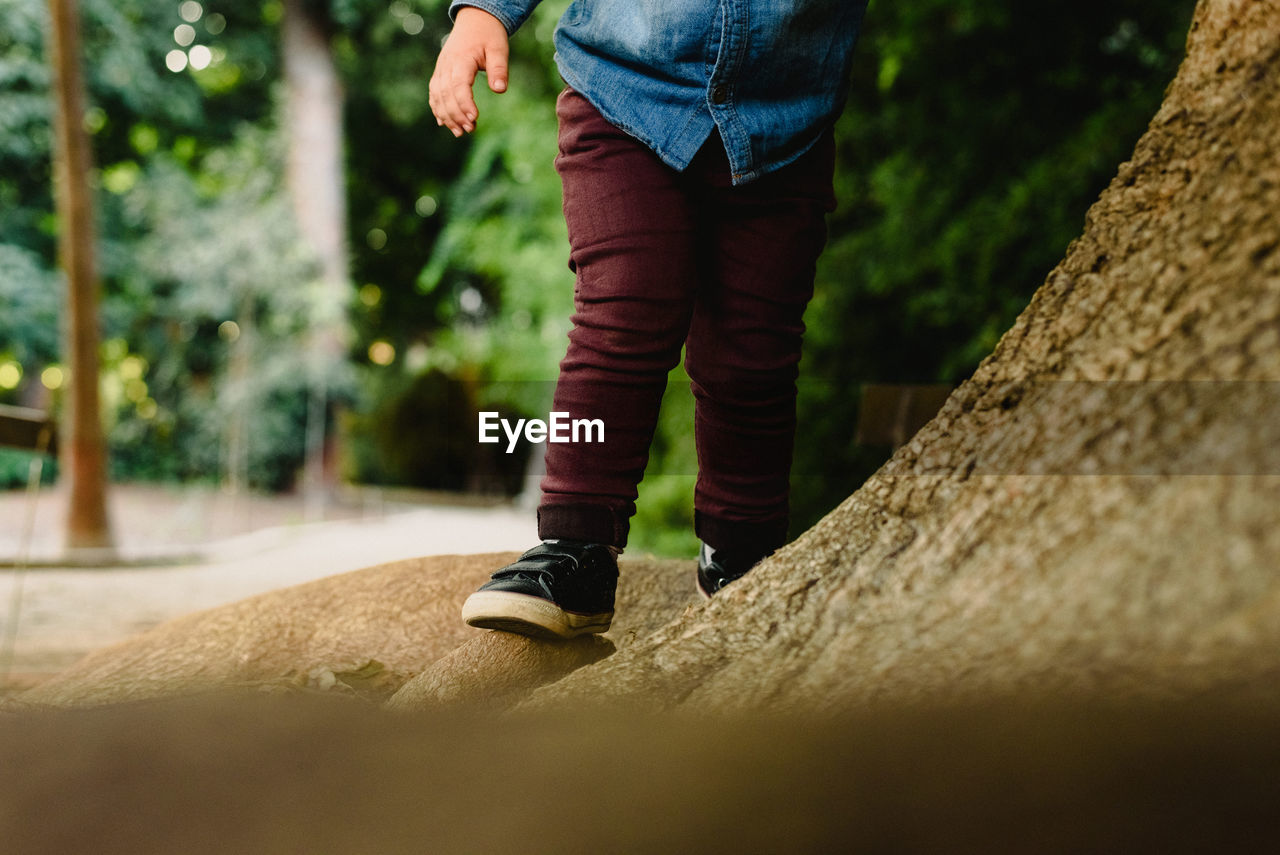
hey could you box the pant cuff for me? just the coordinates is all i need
[538,502,629,549]
[695,511,789,562]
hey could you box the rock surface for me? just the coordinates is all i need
[15,553,695,708]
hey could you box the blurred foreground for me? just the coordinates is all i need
[1,692,1277,853]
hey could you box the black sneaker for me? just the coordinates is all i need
[696,541,766,598]
[461,540,618,639]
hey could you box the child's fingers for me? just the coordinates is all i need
[427,68,455,132]
[430,55,479,135]
[444,65,479,134]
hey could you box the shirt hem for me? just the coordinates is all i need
[556,59,716,175]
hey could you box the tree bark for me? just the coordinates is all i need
[281,0,349,516]
[45,0,114,554]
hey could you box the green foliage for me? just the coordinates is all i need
[789,0,1198,533]
[415,1,571,397]
[336,0,465,368]
[0,245,60,368]
[100,124,331,490]
[0,0,54,260]
[0,0,1199,553]
[1,0,326,490]
[627,373,699,558]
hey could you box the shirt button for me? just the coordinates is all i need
[711,85,729,105]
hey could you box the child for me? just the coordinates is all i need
[430,0,869,639]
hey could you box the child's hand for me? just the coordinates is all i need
[429,7,510,137]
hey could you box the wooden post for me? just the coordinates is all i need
[46,0,115,554]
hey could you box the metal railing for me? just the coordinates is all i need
[0,405,58,689]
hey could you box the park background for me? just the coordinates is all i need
[1,0,1197,557]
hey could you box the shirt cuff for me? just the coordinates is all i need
[447,0,539,35]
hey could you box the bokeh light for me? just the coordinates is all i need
[405,343,429,373]
[368,341,395,366]
[366,228,388,250]
[189,45,213,70]
[358,283,383,307]
[0,361,21,390]
[130,124,160,155]
[102,162,141,195]
[120,355,147,380]
[459,287,483,314]
[41,366,64,391]
[165,49,189,72]
[174,24,196,46]
[414,195,438,217]
[218,320,241,342]
[82,107,107,134]
[103,338,128,360]
[179,1,203,23]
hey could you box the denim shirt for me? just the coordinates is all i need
[449,0,868,184]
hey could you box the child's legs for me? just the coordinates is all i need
[683,131,837,558]
[538,89,701,548]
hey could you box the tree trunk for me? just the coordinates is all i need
[281,0,349,518]
[531,0,1280,713]
[45,0,114,555]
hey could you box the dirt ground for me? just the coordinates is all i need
[0,483,536,693]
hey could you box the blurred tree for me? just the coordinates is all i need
[280,0,349,515]
[44,0,115,553]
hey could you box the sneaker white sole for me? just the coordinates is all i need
[461,590,612,640]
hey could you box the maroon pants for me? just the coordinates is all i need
[538,89,836,557]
